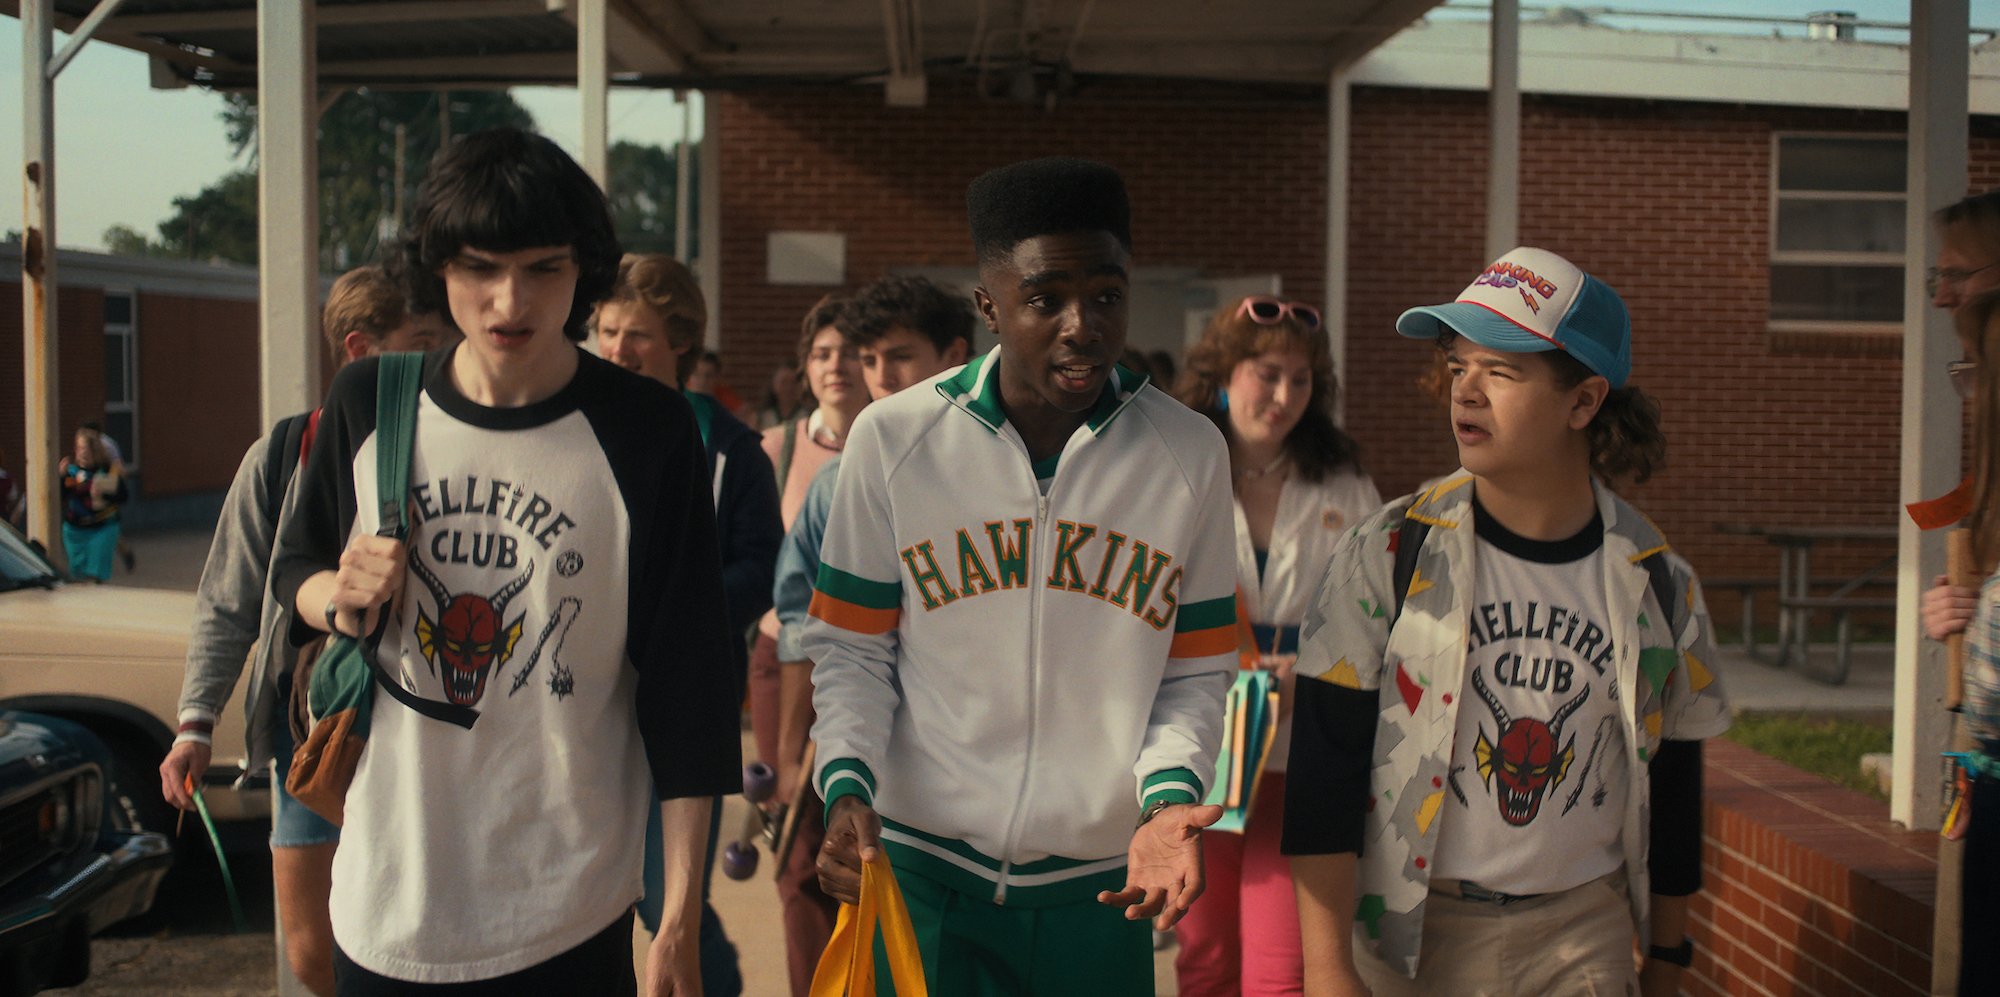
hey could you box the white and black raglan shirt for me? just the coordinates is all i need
[1432,502,1628,898]
[272,346,740,983]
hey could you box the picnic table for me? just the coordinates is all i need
[1712,522,1899,685]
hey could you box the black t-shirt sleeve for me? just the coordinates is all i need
[1282,677,1379,855]
[718,431,781,638]
[1648,738,1703,896]
[598,382,743,800]
[271,356,384,646]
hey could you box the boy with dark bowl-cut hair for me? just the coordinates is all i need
[272,127,740,996]
[804,157,1236,995]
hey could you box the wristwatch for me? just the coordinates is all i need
[1136,799,1175,827]
[1648,937,1693,968]
[324,599,343,638]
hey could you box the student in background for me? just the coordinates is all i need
[163,263,454,996]
[766,275,974,996]
[1169,295,1380,996]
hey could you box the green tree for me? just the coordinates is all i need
[156,169,260,264]
[607,139,700,255]
[210,89,536,269]
[101,224,171,258]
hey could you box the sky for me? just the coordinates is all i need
[0,1,1994,252]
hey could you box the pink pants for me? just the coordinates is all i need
[1174,773,1304,997]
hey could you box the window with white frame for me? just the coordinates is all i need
[1769,134,1906,334]
[102,291,138,471]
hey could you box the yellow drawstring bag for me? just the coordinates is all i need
[809,854,930,997]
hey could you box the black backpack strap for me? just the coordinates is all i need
[264,413,309,526]
[1638,550,1680,634]
[1391,515,1430,623]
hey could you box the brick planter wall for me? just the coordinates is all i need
[1691,739,1938,996]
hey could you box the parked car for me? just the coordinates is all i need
[0,710,172,996]
[0,520,267,836]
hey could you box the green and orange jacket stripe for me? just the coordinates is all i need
[808,564,901,635]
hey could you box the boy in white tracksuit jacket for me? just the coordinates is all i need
[803,157,1236,995]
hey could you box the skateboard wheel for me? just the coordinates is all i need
[742,761,777,803]
[722,840,759,880]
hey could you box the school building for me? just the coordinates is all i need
[708,16,2000,605]
[0,243,261,525]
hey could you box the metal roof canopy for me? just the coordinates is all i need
[14,0,1446,91]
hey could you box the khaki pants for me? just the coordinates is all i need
[1356,873,1639,997]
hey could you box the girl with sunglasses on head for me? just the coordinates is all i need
[1170,295,1381,996]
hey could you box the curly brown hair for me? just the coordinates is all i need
[1172,298,1361,483]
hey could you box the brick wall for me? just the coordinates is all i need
[1691,739,1937,996]
[716,82,2000,610]
[716,78,1328,387]
[0,281,107,487]
[133,291,261,495]
[0,282,262,501]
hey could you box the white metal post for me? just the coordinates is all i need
[675,90,693,262]
[19,0,61,568]
[1324,67,1352,426]
[699,91,721,349]
[1486,0,1520,261]
[1893,0,1968,835]
[579,0,609,189]
[1903,3,1970,992]
[257,0,320,431]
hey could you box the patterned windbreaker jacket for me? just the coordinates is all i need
[1293,470,1731,976]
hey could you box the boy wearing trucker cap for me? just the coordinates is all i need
[1282,247,1730,996]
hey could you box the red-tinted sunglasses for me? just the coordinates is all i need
[1237,296,1322,330]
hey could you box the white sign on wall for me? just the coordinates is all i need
[767,231,847,285]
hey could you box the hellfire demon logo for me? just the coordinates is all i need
[409,556,532,707]
[1470,669,1589,826]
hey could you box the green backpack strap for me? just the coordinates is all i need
[369,352,479,730]
[374,353,425,540]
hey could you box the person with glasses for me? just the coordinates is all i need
[1283,248,1730,996]
[1168,296,1380,996]
[1922,191,2000,668]
[1930,190,2000,312]
[1941,288,2000,993]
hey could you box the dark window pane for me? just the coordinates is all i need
[1776,199,1905,253]
[103,294,132,325]
[1778,137,1905,193]
[105,412,135,468]
[103,336,128,403]
[1769,264,1905,323]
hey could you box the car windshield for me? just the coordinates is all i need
[0,522,61,591]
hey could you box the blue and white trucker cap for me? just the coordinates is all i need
[1394,246,1631,388]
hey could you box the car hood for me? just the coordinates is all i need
[0,586,197,659]
[0,711,91,775]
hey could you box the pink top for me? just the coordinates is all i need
[758,414,843,637]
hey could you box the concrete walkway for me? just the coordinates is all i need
[1715,641,1894,715]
